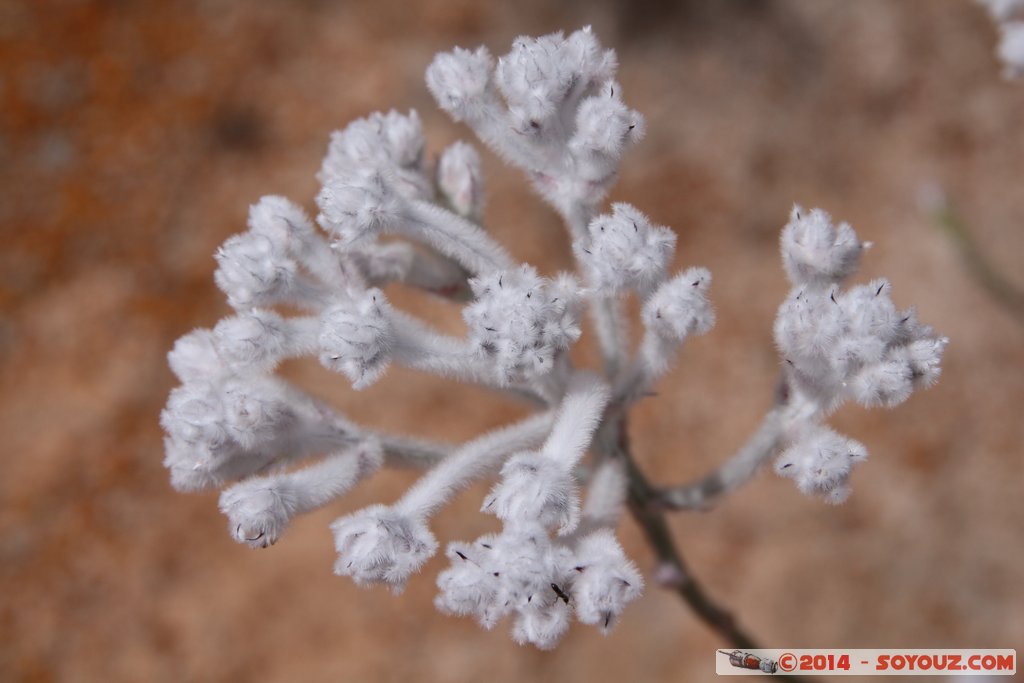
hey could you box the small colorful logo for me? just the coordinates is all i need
[719,650,778,674]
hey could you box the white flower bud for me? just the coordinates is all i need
[168,329,226,383]
[214,309,290,373]
[774,426,868,504]
[776,277,946,411]
[380,109,426,170]
[436,524,576,647]
[161,381,231,453]
[464,266,582,384]
[318,288,394,389]
[220,376,296,450]
[320,111,430,199]
[495,33,573,132]
[544,274,586,350]
[426,46,494,122]
[437,141,485,219]
[563,25,617,88]
[905,335,948,389]
[849,353,915,408]
[220,442,383,549]
[828,334,887,382]
[162,436,223,492]
[323,119,387,179]
[569,529,643,633]
[247,195,315,249]
[244,195,352,291]
[316,171,403,246]
[774,287,843,363]
[642,267,715,340]
[482,452,580,535]
[998,21,1024,77]
[434,537,508,628]
[575,203,675,294]
[331,505,438,591]
[780,205,865,288]
[219,484,292,549]
[838,279,900,343]
[511,599,572,650]
[495,524,573,649]
[214,232,298,309]
[570,95,645,162]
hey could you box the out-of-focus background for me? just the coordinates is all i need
[2,0,1022,681]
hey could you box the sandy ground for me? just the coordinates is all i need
[2,1,1023,681]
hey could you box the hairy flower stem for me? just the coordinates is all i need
[657,377,790,510]
[569,202,627,378]
[656,409,785,510]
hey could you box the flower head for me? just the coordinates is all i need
[214,232,299,309]
[168,328,227,383]
[575,203,676,295]
[780,205,866,288]
[219,483,294,549]
[774,426,868,504]
[775,276,947,409]
[483,452,580,535]
[320,110,430,199]
[214,309,290,374]
[642,268,716,340]
[434,537,508,628]
[318,289,394,389]
[568,529,643,632]
[569,89,646,170]
[464,266,583,384]
[316,170,404,246]
[425,46,495,122]
[247,195,317,250]
[331,505,438,592]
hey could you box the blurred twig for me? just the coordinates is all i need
[598,417,803,682]
[931,199,1024,325]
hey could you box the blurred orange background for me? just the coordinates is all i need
[2,1,1023,681]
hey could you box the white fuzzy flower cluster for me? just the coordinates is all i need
[773,425,869,505]
[779,205,866,289]
[463,266,584,385]
[162,326,366,493]
[772,205,947,501]
[315,111,512,277]
[436,522,642,648]
[331,503,439,590]
[435,380,642,648]
[319,109,431,199]
[427,27,645,223]
[574,203,677,296]
[318,288,395,389]
[163,29,946,649]
[980,0,1024,78]
[775,279,945,409]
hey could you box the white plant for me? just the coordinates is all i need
[162,28,946,649]
[980,0,1024,77]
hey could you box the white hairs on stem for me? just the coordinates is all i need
[219,439,384,548]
